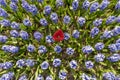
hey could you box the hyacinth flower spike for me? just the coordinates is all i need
[0,0,120,80]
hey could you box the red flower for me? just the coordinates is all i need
[53,29,64,41]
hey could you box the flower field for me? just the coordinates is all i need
[0,0,120,80]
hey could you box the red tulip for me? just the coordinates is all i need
[53,29,64,41]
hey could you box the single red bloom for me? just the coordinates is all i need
[53,29,64,41]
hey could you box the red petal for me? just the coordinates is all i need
[53,29,64,41]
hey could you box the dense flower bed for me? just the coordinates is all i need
[0,0,120,80]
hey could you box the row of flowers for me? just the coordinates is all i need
[0,0,120,15]
[0,14,120,28]
[1,26,120,54]
[0,0,120,80]
[1,52,120,70]
[0,71,120,80]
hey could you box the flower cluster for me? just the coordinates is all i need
[0,72,14,80]
[2,45,19,53]
[0,62,13,69]
[16,59,35,68]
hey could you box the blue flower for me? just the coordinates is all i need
[93,19,102,27]
[0,35,8,43]
[19,75,28,80]
[11,22,20,29]
[59,71,67,80]
[56,0,63,7]
[90,27,99,38]
[26,59,35,67]
[64,32,70,40]
[66,47,74,55]
[116,42,120,49]
[63,15,71,24]
[29,5,38,15]
[77,17,86,26]
[108,44,118,52]
[11,0,18,3]
[44,5,51,15]
[21,0,30,12]
[82,0,90,10]
[16,59,26,68]
[53,58,61,67]
[38,45,47,54]
[82,45,94,54]
[9,46,19,53]
[46,75,52,80]
[115,43,120,50]
[85,61,94,69]
[94,53,105,62]
[116,38,120,43]
[27,44,35,52]
[101,30,113,39]
[20,30,29,40]
[72,30,80,38]
[112,26,120,36]
[2,45,19,54]
[37,0,43,3]
[108,54,120,62]
[69,60,77,69]
[0,19,11,27]
[0,72,14,80]
[40,18,48,26]
[116,16,120,23]
[115,1,120,10]
[95,42,104,51]
[90,2,99,13]
[10,30,19,38]
[23,18,32,27]
[54,45,62,53]
[2,62,13,69]
[50,12,58,23]
[103,72,116,80]
[34,31,43,41]
[72,0,79,10]
[10,2,18,11]
[1,45,11,52]
[46,35,54,43]
[81,73,90,80]
[0,8,8,18]
[106,16,116,24]
[90,75,97,80]
[0,0,6,7]
[36,74,44,80]
[40,61,49,70]
[99,0,110,10]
